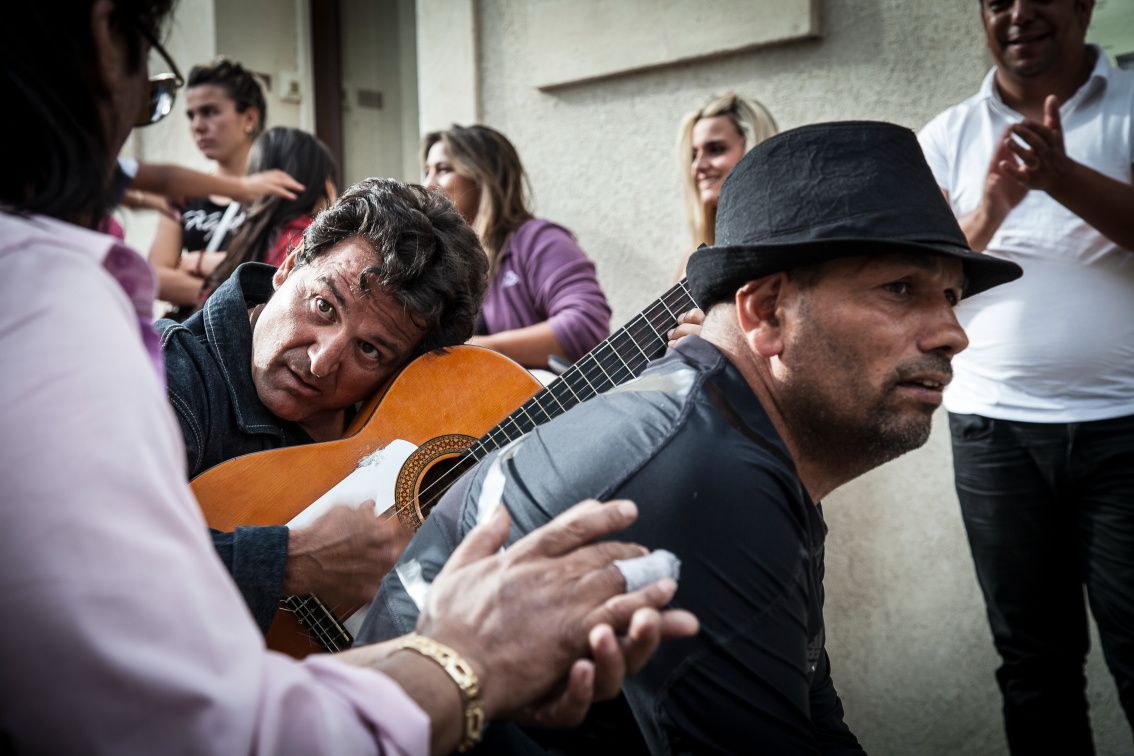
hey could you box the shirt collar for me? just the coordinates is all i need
[980,44,1112,114]
[199,262,298,439]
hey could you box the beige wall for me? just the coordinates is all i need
[436,0,1128,753]
[215,0,309,132]
[340,0,420,186]
[415,0,478,132]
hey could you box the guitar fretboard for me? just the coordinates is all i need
[467,278,697,460]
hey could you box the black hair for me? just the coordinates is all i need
[1,1,176,225]
[186,58,267,137]
[298,178,489,355]
[207,127,337,290]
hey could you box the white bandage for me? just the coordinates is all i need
[614,549,681,592]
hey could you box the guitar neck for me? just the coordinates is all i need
[467,278,697,460]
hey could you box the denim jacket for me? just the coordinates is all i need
[158,263,312,632]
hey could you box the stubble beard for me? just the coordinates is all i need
[780,380,933,486]
[777,317,936,486]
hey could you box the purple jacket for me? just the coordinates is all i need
[482,218,611,361]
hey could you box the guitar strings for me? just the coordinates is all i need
[381,281,698,527]
[384,281,696,525]
[395,283,694,516]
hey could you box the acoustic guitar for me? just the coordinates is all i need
[191,279,698,657]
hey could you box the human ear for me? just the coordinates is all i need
[272,250,299,289]
[242,106,261,137]
[734,274,786,358]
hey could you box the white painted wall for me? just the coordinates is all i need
[215,0,306,130]
[460,1,1128,753]
[415,0,478,132]
[340,0,419,185]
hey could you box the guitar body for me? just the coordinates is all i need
[192,280,698,658]
[191,345,541,657]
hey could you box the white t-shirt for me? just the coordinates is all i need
[919,49,1134,423]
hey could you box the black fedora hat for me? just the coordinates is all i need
[687,121,1022,307]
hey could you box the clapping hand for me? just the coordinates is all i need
[1000,95,1072,193]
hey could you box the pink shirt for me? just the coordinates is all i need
[0,213,429,755]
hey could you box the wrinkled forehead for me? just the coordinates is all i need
[296,236,383,294]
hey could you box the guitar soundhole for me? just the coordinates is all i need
[418,456,476,520]
[394,434,477,531]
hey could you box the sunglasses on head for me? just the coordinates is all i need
[134,26,184,127]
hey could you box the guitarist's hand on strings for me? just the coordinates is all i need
[283,502,411,611]
[668,307,705,348]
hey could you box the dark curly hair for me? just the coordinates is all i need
[297,178,489,356]
[187,58,266,137]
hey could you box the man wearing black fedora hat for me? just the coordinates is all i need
[919,2,1134,752]
[355,120,1022,753]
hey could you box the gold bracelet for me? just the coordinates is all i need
[397,633,485,752]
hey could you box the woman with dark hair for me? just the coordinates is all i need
[423,124,611,370]
[149,57,269,318]
[203,126,338,296]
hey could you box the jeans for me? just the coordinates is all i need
[949,412,1134,755]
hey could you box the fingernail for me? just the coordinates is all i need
[617,501,637,518]
[653,578,677,599]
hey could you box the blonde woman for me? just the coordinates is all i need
[423,124,611,369]
[674,92,778,279]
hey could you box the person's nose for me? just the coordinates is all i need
[423,168,440,190]
[689,151,707,180]
[190,114,206,135]
[692,151,710,176]
[1009,0,1036,25]
[308,331,348,379]
[919,303,969,358]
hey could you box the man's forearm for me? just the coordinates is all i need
[958,204,1008,253]
[1047,161,1134,251]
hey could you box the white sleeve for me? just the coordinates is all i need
[917,111,953,194]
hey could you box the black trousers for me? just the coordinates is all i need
[950,412,1134,755]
